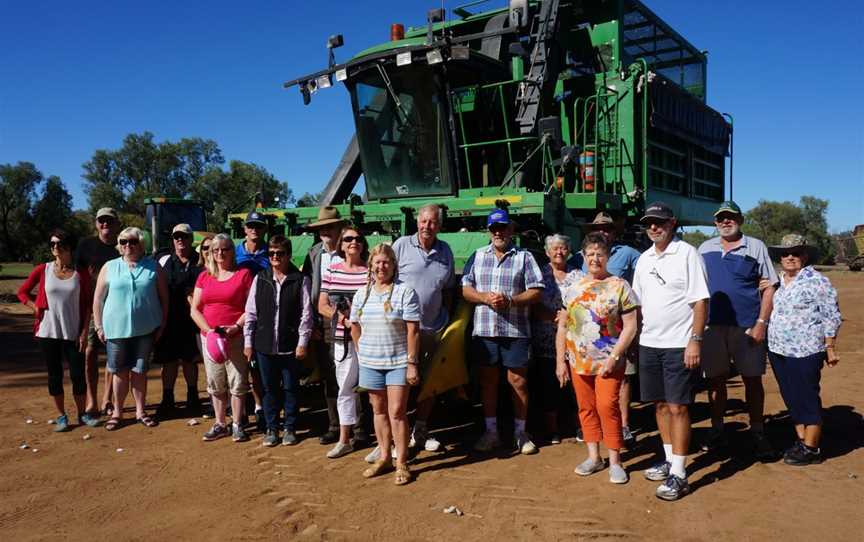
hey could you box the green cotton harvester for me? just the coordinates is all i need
[271,0,731,269]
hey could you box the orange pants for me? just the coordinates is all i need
[570,367,624,450]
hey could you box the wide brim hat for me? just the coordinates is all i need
[205,331,229,364]
[768,233,819,262]
[580,211,619,231]
[306,206,346,229]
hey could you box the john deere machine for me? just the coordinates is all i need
[261,0,730,269]
[143,197,210,256]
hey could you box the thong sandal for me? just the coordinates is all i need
[105,417,122,431]
[363,459,394,479]
[394,464,412,486]
[136,415,159,428]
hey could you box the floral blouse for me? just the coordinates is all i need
[768,266,841,358]
[531,265,582,358]
[561,275,639,375]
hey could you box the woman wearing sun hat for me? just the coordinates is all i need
[767,233,842,466]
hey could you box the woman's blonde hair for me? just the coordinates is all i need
[207,233,236,276]
[356,243,398,318]
[116,226,145,254]
[198,234,214,267]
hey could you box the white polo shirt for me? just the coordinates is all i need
[632,238,709,348]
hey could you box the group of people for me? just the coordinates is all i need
[18,199,842,497]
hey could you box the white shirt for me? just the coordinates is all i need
[37,262,81,341]
[632,239,709,348]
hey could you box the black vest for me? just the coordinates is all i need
[253,265,303,354]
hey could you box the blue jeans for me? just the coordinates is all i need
[257,352,301,431]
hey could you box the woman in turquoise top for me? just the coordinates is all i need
[93,227,168,431]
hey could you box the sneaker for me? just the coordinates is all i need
[753,432,776,461]
[643,461,671,481]
[575,428,585,442]
[202,403,215,419]
[609,463,629,484]
[655,474,690,501]
[255,409,266,433]
[202,423,230,441]
[282,430,298,446]
[410,425,444,452]
[516,432,539,455]
[574,457,605,476]
[701,428,728,452]
[327,441,354,459]
[364,444,398,463]
[548,433,562,445]
[473,431,501,452]
[262,429,279,447]
[53,414,71,433]
[232,423,250,443]
[622,426,636,447]
[79,412,102,428]
[783,441,822,466]
[319,430,339,445]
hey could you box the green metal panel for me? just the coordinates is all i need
[438,231,491,273]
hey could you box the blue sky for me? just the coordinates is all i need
[2,1,862,231]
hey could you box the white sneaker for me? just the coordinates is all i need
[516,432,539,455]
[326,441,354,459]
[410,426,443,452]
[364,444,398,463]
[424,435,443,452]
[473,431,501,452]
[609,463,629,484]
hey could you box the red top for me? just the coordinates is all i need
[17,263,93,336]
[195,268,253,332]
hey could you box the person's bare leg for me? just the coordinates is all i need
[608,447,622,467]
[72,393,86,416]
[130,371,148,419]
[668,403,691,456]
[619,378,632,428]
[388,385,410,463]
[112,371,129,421]
[479,365,499,418]
[655,401,672,446]
[230,394,246,426]
[161,362,178,400]
[803,424,822,448]
[742,376,765,431]
[507,368,529,420]
[369,391,392,461]
[84,346,99,413]
[586,441,601,462]
[101,368,113,412]
[707,376,727,430]
[211,392,228,426]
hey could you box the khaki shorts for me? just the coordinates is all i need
[201,334,250,397]
[702,325,767,379]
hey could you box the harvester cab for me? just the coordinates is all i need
[143,197,210,257]
[284,0,731,268]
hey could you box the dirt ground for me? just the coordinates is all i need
[1,271,862,541]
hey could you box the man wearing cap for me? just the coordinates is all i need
[462,209,544,455]
[235,211,270,428]
[155,224,204,417]
[698,201,777,459]
[631,201,709,501]
[74,207,122,420]
[302,206,350,445]
[572,211,642,446]
[392,203,457,453]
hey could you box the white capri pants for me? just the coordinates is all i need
[333,340,359,426]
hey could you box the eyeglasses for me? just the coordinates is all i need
[49,241,66,248]
[212,247,233,253]
[97,217,116,225]
[780,251,803,259]
[268,250,287,258]
[649,267,666,285]
[341,235,362,243]
[118,238,139,246]
[172,233,191,241]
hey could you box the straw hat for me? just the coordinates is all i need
[306,206,345,228]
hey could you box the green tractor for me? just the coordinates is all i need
[276,0,730,269]
[143,197,211,257]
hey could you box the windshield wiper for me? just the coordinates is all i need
[376,63,414,128]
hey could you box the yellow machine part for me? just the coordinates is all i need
[418,301,472,402]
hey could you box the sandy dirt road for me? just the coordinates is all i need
[1,272,862,541]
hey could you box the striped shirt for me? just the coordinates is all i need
[321,261,368,338]
[461,244,545,338]
[350,281,420,369]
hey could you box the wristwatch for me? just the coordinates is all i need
[611,352,621,362]
[690,334,703,342]
[756,318,769,325]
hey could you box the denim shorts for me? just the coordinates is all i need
[359,365,407,390]
[106,334,154,374]
[471,337,532,369]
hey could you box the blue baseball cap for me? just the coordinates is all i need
[486,209,510,228]
[245,211,266,226]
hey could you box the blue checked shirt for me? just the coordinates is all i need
[462,244,545,338]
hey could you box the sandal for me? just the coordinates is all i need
[100,402,114,417]
[136,415,159,428]
[362,459,394,479]
[105,417,122,431]
[394,464,412,486]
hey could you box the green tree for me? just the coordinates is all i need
[82,132,225,215]
[743,196,835,264]
[296,191,323,208]
[191,160,294,229]
[0,162,41,260]
[681,228,711,248]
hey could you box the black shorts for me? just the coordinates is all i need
[638,346,697,405]
[153,333,201,364]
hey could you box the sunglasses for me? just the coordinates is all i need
[118,238,139,246]
[780,251,803,258]
[643,219,669,227]
[200,245,211,252]
[173,233,191,241]
[97,217,116,224]
[49,240,66,248]
[341,235,363,243]
[246,223,265,230]
[268,250,287,258]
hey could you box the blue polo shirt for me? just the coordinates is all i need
[569,243,641,284]
[235,241,270,274]
[698,235,779,328]
[392,234,457,333]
